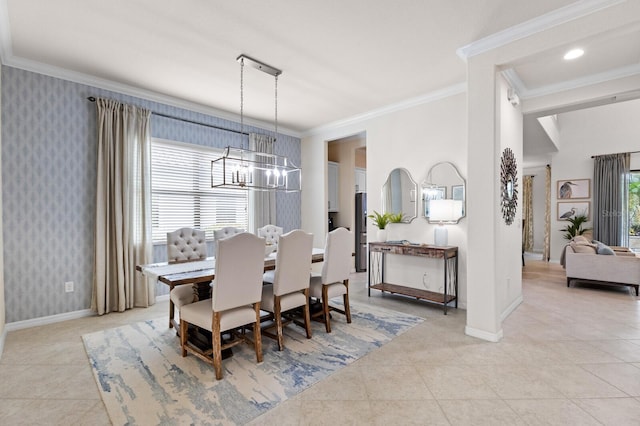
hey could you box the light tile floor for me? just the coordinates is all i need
[1,260,639,425]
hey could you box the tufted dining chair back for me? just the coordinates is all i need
[257,224,284,246]
[166,227,207,263]
[214,227,245,254]
[166,227,208,329]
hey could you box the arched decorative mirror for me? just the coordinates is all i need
[422,161,466,224]
[381,168,418,223]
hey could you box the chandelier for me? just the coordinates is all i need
[211,54,301,192]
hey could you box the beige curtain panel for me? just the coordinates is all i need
[248,133,277,233]
[92,98,153,315]
[523,175,534,251]
[543,165,551,261]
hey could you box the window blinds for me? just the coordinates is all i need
[151,139,248,242]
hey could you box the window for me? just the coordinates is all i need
[151,139,248,243]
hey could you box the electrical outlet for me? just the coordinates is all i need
[65,281,74,293]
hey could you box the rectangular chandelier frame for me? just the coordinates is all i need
[211,146,301,192]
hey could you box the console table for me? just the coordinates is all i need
[368,242,458,314]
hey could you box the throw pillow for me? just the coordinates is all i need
[572,235,591,245]
[595,241,616,255]
[570,241,597,254]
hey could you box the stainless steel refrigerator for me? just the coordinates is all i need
[355,192,367,272]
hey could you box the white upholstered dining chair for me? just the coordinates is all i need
[260,229,314,351]
[257,224,284,246]
[310,227,352,333]
[214,227,244,253]
[179,232,266,380]
[166,227,208,328]
[214,227,244,241]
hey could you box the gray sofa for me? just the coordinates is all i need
[565,243,640,296]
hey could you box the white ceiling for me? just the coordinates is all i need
[1,0,639,135]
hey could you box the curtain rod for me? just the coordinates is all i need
[591,150,640,158]
[87,96,249,136]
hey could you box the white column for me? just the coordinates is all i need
[465,57,503,342]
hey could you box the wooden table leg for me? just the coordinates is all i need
[169,284,175,328]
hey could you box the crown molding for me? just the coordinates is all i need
[503,62,640,100]
[456,0,626,60]
[303,83,467,137]
[0,0,11,63]
[520,63,640,99]
[2,54,302,138]
[501,68,527,95]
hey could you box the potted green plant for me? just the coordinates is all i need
[368,210,390,241]
[560,213,591,240]
[388,212,405,223]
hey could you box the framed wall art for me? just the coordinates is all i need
[557,201,590,221]
[557,178,590,199]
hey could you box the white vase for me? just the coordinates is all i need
[377,228,388,242]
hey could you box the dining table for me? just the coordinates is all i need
[136,248,325,331]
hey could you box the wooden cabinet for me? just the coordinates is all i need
[328,161,339,212]
[354,167,366,193]
[368,242,458,314]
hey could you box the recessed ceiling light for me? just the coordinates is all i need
[564,48,584,60]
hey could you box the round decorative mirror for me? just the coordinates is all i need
[500,148,518,225]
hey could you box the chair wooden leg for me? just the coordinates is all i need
[212,312,223,380]
[322,285,331,333]
[274,296,284,351]
[343,280,351,324]
[254,303,263,363]
[179,319,188,357]
[303,288,312,339]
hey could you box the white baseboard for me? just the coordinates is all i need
[0,328,6,361]
[5,309,95,332]
[465,325,504,342]
[5,294,170,333]
[501,295,523,322]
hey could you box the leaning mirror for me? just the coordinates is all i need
[381,168,418,223]
[422,161,466,224]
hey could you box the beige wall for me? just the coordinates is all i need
[303,92,469,306]
[300,1,640,343]
[549,98,640,261]
[355,147,366,168]
[0,66,5,353]
[496,74,524,317]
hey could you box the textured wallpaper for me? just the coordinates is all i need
[1,65,301,323]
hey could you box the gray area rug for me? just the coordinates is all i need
[83,302,423,425]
